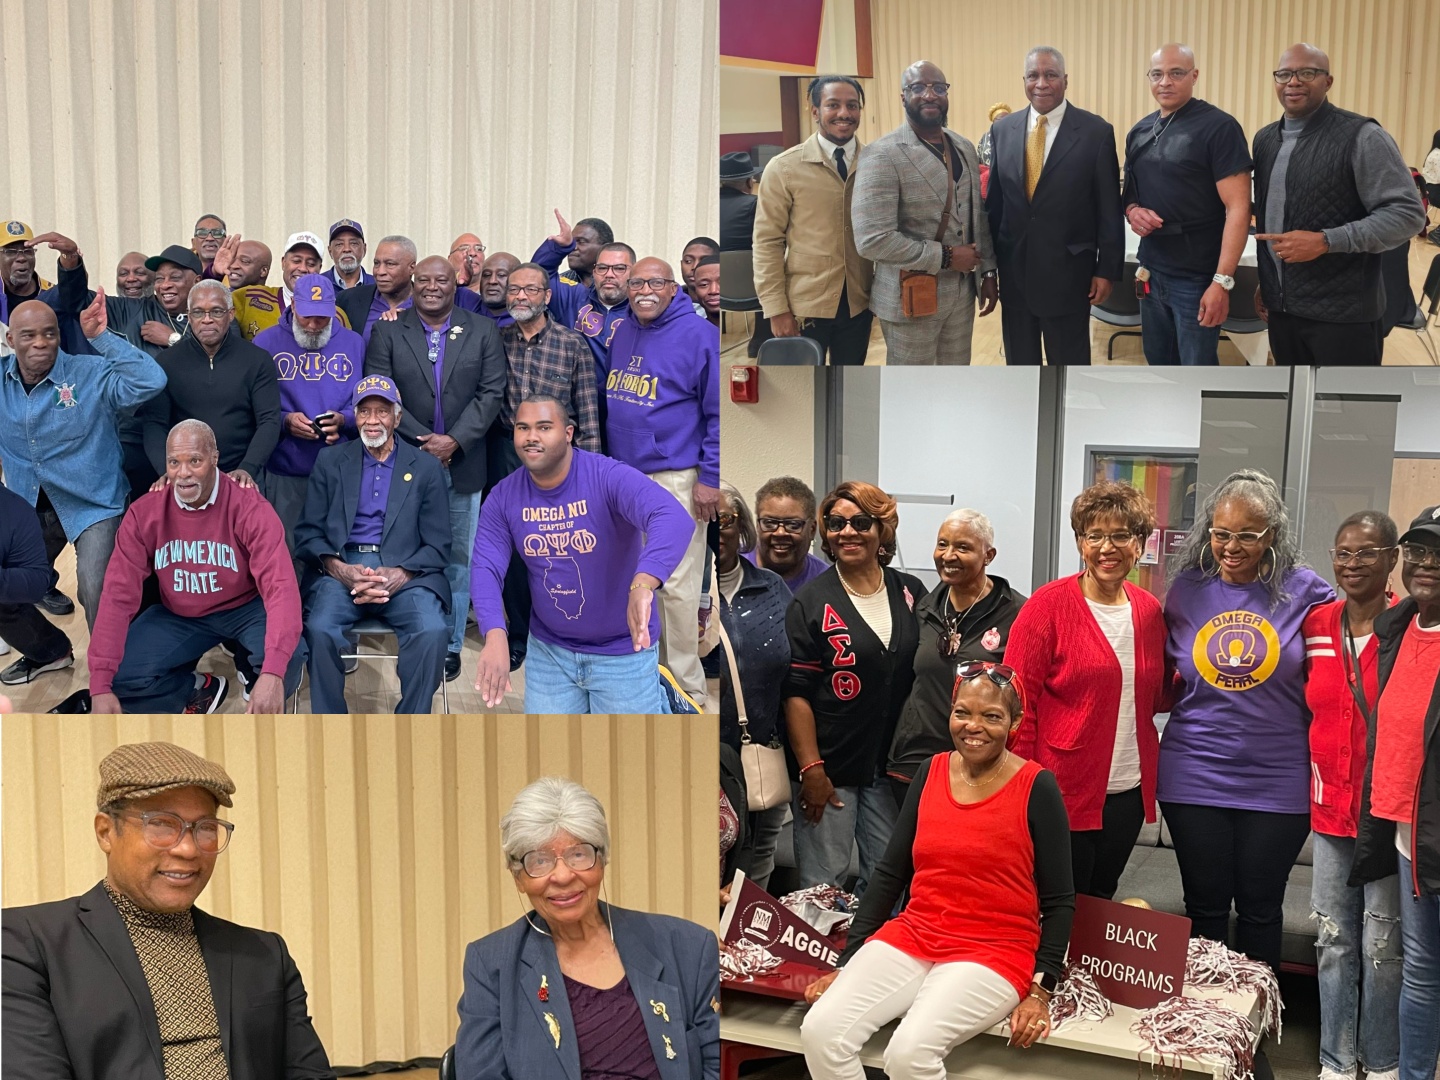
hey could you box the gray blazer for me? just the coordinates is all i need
[851,122,996,321]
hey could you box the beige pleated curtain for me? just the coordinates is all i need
[1,715,720,1069]
[863,0,1440,165]
[0,0,720,287]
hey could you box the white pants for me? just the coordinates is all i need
[647,466,707,708]
[801,939,1020,1080]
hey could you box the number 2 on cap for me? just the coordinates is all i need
[311,286,323,300]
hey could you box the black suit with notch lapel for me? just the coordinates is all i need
[984,102,1123,365]
[363,306,507,495]
[2,881,334,1080]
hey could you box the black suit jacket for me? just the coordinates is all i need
[335,284,377,337]
[363,306,506,495]
[984,103,1124,317]
[720,187,757,251]
[2,882,334,1080]
[293,438,452,607]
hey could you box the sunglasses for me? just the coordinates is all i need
[953,661,1027,715]
[824,513,875,534]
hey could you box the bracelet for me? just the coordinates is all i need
[940,244,952,271]
[629,581,654,592]
[798,759,825,777]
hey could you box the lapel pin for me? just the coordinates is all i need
[538,974,549,1003]
[403,472,412,481]
[449,326,463,339]
[663,1035,676,1060]
[544,1011,561,1049]
[710,996,720,1014]
[650,999,670,1022]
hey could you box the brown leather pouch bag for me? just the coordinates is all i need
[900,270,938,317]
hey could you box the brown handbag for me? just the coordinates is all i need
[899,133,957,318]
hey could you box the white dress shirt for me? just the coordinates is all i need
[1027,98,1068,165]
[817,131,857,177]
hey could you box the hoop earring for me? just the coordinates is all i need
[1199,545,1220,578]
[1257,549,1276,584]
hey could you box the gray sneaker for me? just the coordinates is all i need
[1,653,75,685]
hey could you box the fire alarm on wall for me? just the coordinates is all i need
[730,365,759,403]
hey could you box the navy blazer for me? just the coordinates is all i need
[362,306,506,496]
[984,102,1124,317]
[456,904,720,1080]
[293,438,452,609]
[1,881,333,1080]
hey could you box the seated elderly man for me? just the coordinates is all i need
[294,375,452,714]
[253,273,365,550]
[1,740,334,1077]
[87,420,306,715]
[140,280,281,492]
[471,395,695,714]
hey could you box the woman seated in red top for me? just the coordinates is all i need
[1004,480,1168,899]
[799,663,1074,1080]
[1301,511,1401,1080]
[1351,506,1440,1080]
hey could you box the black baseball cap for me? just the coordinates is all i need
[1399,505,1440,545]
[144,244,203,275]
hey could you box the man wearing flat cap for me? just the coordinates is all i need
[720,151,760,252]
[2,741,335,1079]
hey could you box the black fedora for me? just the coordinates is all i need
[721,151,759,181]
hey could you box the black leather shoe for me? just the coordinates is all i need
[509,649,526,672]
[444,652,462,682]
[40,588,75,616]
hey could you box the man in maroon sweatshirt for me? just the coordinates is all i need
[88,420,306,713]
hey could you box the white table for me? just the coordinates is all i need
[721,982,1265,1080]
[1121,231,1269,366]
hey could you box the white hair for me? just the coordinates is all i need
[941,507,995,548]
[377,234,418,262]
[169,418,217,452]
[500,777,610,870]
[1025,46,1066,74]
[188,279,233,311]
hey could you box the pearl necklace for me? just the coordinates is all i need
[837,567,885,598]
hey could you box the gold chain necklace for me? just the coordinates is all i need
[957,748,1009,788]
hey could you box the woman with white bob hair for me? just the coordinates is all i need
[455,777,720,1079]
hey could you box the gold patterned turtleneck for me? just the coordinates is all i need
[103,881,231,1079]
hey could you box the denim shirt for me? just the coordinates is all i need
[0,330,167,540]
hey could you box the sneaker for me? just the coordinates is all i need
[183,673,228,714]
[237,668,251,702]
[444,651,462,682]
[0,636,10,655]
[39,588,75,616]
[1,653,75,685]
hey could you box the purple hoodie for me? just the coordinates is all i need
[254,317,365,477]
[604,290,719,486]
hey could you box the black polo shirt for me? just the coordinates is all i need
[1123,98,1251,278]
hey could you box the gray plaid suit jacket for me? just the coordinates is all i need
[851,122,996,322]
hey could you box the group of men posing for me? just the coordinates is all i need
[0,210,719,714]
[736,40,1426,366]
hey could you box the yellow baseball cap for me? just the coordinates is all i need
[2,220,35,245]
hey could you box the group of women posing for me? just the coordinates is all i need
[716,468,1440,1080]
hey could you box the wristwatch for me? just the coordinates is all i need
[167,330,183,346]
[1033,971,1059,994]
[982,269,998,279]
[1212,273,1235,292]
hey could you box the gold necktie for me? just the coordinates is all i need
[1025,114,1048,199]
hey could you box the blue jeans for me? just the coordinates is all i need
[1311,833,1402,1074]
[444,470,481,656]
[1397,852,1440,1080]
[522,636,669,714]
[303,552,450,714]
[1140,267,1222,366]
[791,775,899,900]
[111,595,307,712]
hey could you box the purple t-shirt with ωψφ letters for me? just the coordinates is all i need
[470,448,695,655]
[1157,566,1334,813]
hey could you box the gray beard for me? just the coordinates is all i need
[360,430,390,448]
[294,323,333,350]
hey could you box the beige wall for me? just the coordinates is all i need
[0,0,719,285]
[1,714,718,1069]
[868,0,1440,163]
[721,68,786,135]
[721,364,819,507]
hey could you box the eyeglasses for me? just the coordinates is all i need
[515,843,601,878]
[193,228,226,239]
[1081,529,1137,548]
[505,284,546,297]
[594,262,632,277]
[626,277,674,291]
[824,513,874,534]
[1209,526,1272,546]
[1272,68,1329,84]
[717,511,739,528]
[117,810,234,853]
[450,242,486,254]
[1147,68,1194,83]
[904,81,950,96]
[188,308,230,322]
[758,516,808,534]
[1401,543,1440,568]
[1330,546,1396,566]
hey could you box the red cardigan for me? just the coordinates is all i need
[1003,573,1169,831]
[1302,596,1395,837]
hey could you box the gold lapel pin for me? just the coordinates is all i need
[650,999,670,1023]
[710,996,720,1014]
[663,1035,676,1060]
[403,472,412,481]
[544,1011,561,1049]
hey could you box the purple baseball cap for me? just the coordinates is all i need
[354,373,402,407]
[292,273,336,318]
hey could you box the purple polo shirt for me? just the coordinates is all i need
[744,550,829,594]
[422,316,453,435]
[347,449,395,545]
